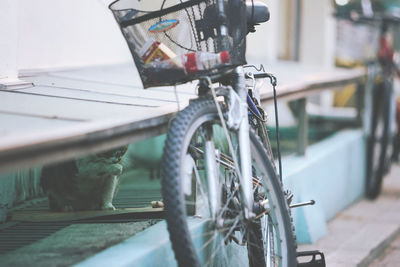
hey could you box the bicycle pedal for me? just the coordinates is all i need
[297,250,326,267]
[290,200,315,209]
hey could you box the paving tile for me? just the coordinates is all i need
[368,231,400,266]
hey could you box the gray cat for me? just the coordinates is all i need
[41,147,128,212]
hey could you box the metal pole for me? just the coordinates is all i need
[297,98,308,155]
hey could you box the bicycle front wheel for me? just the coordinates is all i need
[161,98,297,267]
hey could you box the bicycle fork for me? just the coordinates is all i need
[233,67,255,219]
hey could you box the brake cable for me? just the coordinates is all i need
[267,74,283,182]
[244,65,283,182]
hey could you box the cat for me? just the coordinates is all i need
[40,146,128,212]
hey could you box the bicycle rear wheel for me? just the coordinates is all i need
[161,98,296,267]
[366,80,392,199]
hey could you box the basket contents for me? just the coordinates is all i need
[180,51,230,74]
[142,50,231,85]
[140,39,177,64]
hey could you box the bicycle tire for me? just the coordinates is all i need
[161,98,297,267]
[366,80,392,199]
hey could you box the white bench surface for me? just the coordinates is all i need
[0,61,364,173]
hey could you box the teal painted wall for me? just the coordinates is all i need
[283,129,365,243]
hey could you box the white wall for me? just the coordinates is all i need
[0,0,132,79]
[0,0,19,81]
[2,0,279,76]
[299,0,337,106]
[246,0,280,63]
[18,0,132,71]
[299,0,336,67]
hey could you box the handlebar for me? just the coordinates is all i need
[245,71,277,86]
[245,72,268,79]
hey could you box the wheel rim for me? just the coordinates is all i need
[176,116,288,267]
[373,114,385,172]
[368,94,388,194]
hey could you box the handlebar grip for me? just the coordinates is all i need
[245,72,270,79]
[253,73,270,79]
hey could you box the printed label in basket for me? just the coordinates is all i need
[149,19,179,33]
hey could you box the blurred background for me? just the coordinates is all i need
[2,0,400,265]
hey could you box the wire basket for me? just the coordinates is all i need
[110,0,247,88]
[335,18,379,66]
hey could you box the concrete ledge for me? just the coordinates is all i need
[75,218,249,267]
[75,221,177,267]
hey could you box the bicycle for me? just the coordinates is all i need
[334,0,400,199]
[110,0,325,266]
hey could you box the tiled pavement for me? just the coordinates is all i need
[299,163,400,267]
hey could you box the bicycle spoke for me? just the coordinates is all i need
[216,183,240,219]
[187,150,212,216]
[219,237,230,267]
[191,145,263,188]
[205,216,241,266]
[190,224,235,240]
